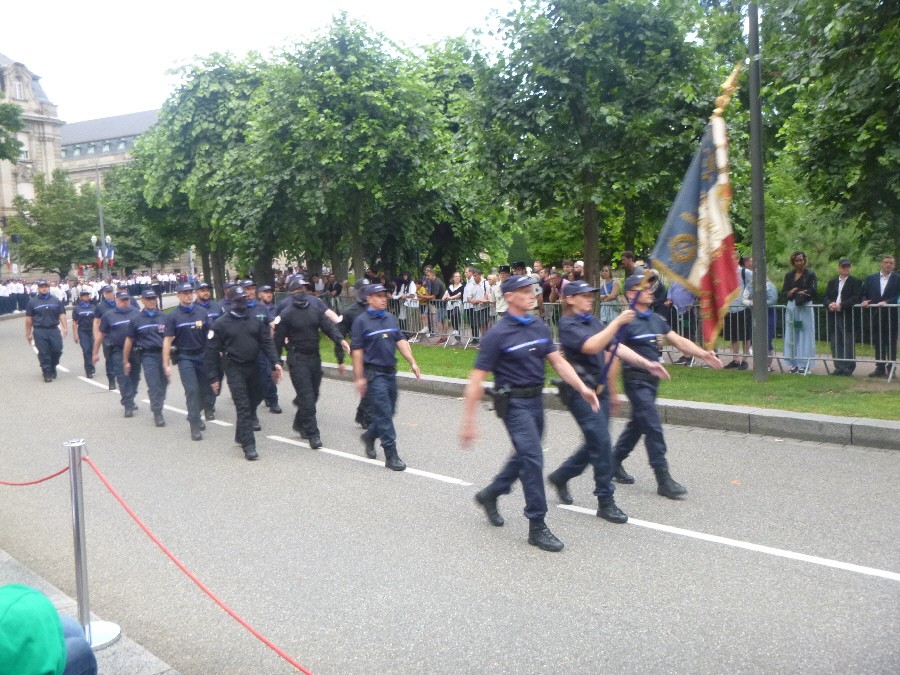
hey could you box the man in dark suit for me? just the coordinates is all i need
[824,259,863,375]
[861,255,900,377]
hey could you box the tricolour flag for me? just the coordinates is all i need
[651,113,740,349]
[107,244,115,266]
[0,237,8,265]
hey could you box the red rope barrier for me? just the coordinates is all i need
[0,466,69,486]
[81,456,313,674]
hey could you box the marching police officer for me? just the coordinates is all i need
[206,286,283,460]
[459,274,598,552]
[72,288,97,378]
[338,279,374,429]
[193,282,222,420]
[93,285,119,390]
[25,280,67,382]
[94,291,141,416]
[164,283,211,440]
[546,280,670,523]
[274,277,349,449]
[351,283,420,471]
[612,275,723,498]
[124,290,169,427]
[243,279,282,415]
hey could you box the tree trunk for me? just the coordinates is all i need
[210,244,227,299]
[581,168,599,286]
[253,248,274,289]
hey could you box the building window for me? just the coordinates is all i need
[61,148,67,158]
[117,139,126,150]
[17,133,29,160]
[73,146,81,157]
[87,144,95,155]
[13,79,25,100]
[102,142,110,153]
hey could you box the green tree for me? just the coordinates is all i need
[7,170,100,277]
[250,14,438,278]
[0,101,23,162]
[768,0,900,258]
[478,0,716,282]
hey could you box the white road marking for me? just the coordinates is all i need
[79,376,110,390]
[267,435,473,486]
[57,365,70,373]
[140,399,232,426]
[560,505,900,583]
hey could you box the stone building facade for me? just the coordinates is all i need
[0,53,63,227]
[60,110,158,186]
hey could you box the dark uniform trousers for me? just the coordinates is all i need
[828,312,857,374]
[77,329,95,375]
[141,350,168,414]
[613,377,668,469]
[225,359,264,448]
[111,347,141,409]
[486,396,547,521]
[257,353,279,407]
[177,351,206,425]
[33,327,63,376]
[361,369,399,456]
[287,350,323,437]
[102,342,115,381]
[554,392,615,499]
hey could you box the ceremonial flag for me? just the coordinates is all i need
[107,244,115,265]
[651,68,741,349]
[0,236,8,265]
[97,248,103,266]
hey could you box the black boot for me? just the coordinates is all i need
[528,520,564,552]
[190,425,203,441]
[474,489,504,526]
[309,435,323,450]
[597,497,628,524]
[251,417,261,431]
[613,461,635,484]
[361,433,376,459]
[654,467,687,499]
[108,377,117,391]
[547,471,573,505]
[154,412,166,427]
[204,408,216,421]
[243,445,259,461]
[385,453,406,471]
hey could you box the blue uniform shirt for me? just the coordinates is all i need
[194,299,223,323]
[129,309,167,349]
[99,307,139,348]
[72,302,96,334]
[26,294,64,328]
[475,315,556,387]
[350,309,403,367]
[558,313,606,378]
[620,311,671,373]
[164,304,209,351]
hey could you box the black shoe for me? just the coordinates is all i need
[190,427,203,441]
[474,489,504,527]
[124,407,134,418]
[869,369,886,378]
[528,524,564,552]
[361,433,376,459]
[654,467,688,499]
[244,446,259,461]
[385,455,406,471]
[109,378,117,391]
[547,471,573,505]
[86,371,94,379]
[154,412,166,427]
[269,403,282,414]
[51,369,58,379]
[309,435,323,449]
[204,408,216,421]
[251,418,261,431]
[197,420,207,431]
[737,361,749,371]
[597,498,628,524]
[43,375,52,383]
[724,360,740,369]
[613,462,635,484]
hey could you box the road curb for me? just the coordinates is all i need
[321,363,900,452]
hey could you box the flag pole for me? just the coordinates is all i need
[748,2,768,381]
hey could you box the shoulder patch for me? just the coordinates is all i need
[207,329,215,340]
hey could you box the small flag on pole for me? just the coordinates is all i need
[107,244,115,266]
[651,67,741,349]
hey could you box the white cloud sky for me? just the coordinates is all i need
[2,0,516,122]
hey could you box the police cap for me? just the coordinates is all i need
[500,275,536,294]
[562,280,600,297]
[175,282,194,293]
[624,274,646,291]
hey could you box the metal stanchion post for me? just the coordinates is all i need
[64,439,121,650]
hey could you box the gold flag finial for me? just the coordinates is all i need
[711,65,742,118]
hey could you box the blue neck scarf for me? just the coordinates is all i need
[179,303,195,313]
[80,301,92,308]
[575,312,593,322]
[509,313,533,325]
[636,308,652,319]
[144,310,158,317]
[367,309,386,318]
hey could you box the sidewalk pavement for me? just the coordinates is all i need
[0,547,180,675]
[322,363,900,452]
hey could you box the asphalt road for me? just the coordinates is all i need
[1,316,898,674]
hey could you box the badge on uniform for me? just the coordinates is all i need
[195,320,203,329]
